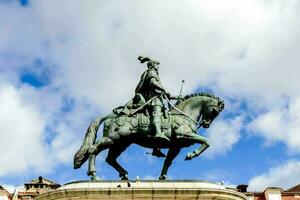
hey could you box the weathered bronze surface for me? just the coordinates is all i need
[74,56,224,180]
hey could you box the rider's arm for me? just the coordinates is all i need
[168,95,181,100]
[149,78,181,100]
[149,77,167,94]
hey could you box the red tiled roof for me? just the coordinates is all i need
[285,184,300,192]
[254,194,266,200]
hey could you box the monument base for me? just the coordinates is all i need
[35,180,246,200]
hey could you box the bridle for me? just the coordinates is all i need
[165,97,223,130]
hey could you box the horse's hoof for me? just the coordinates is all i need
[87,170,95,176]
[185,152,193,160]
[120,173,129,180]
[159,175,167,180]
[91,175,100,181]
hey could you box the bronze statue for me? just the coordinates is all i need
[74,56,225,180]
[135,56,170,142]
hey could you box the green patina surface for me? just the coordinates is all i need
[73,56,225,181]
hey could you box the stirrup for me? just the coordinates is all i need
[155,133,170,141]
[152,149,166,157]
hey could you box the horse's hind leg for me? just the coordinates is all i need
[88,137,113,179]
[106,143,130,180]
[159,147,181,180]
[88,154,97,180]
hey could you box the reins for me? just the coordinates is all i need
[165,96,203,129]
[130,94,217,131]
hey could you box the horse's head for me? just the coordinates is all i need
[172,92,225,128]
[200,98,224,128]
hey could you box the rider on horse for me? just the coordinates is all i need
[73,56,225,180]
[136,56,180,156]
[112,56,179,157]
[136,57,169,139]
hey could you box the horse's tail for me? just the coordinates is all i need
[73,115,109,169]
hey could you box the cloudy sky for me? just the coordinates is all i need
[0,0,300,192]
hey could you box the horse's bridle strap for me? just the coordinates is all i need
[165,96,201,127]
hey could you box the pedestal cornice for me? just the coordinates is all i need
[36,180,247,200]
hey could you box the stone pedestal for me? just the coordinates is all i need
[35,180,247,200]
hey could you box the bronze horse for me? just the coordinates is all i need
[74,93,224,180]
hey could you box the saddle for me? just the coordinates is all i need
[111,93,195,131]
[113,93,146,116]
[137,113,172,129]
[111,112,173,131]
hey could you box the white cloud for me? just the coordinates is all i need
[0,0,300,182]
[248,160,300,191]
[1,0,299,109]
[1,0,300,108]
[0,82,92,177]
[2,184,24,194]
[0,83,51,176]
[248,97,300,153]
[204,116,243,158]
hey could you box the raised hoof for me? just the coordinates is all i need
[159,175,167,180]
[185,152,193,160]
[120,173,129,180]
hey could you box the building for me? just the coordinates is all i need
[0,176,60,200]
[237,184,300,200]
[0,185,10,200]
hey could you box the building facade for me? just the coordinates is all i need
[236,184,300,200]
[0,176,60,200]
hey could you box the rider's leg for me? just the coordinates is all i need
[152,105,169,141]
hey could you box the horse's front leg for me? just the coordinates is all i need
[159,147,181,180]
[185,134,210,160]
[87,154,100,181]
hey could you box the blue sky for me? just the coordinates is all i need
[1,0,300,192]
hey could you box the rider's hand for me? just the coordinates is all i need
[165,92,171,99]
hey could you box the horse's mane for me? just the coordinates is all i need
[174,92,223,107]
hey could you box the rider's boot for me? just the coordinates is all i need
[152,105,169,142]
[153,121,169,142]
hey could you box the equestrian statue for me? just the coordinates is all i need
[73,56,225,180]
